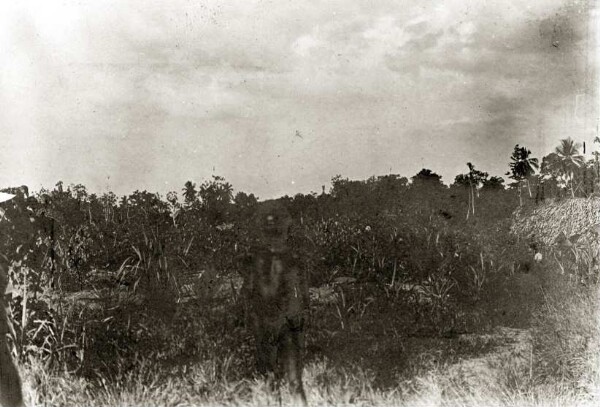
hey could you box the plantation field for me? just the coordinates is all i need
[1,179,599,406]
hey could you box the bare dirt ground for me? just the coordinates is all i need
[447,327,533,391]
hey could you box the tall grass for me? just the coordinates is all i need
[531,268,600,399]
[17,258,600,407]
[20,355,598,406]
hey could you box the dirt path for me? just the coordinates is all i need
[445,327,533,390]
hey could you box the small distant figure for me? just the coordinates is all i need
[0,192,24,407]
[238,200,309,406]
[534,252,543,263]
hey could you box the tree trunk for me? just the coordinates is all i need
[568,171,575,198]
[466,183,473,220]
[471,185,476,216]
[466,196,470,220]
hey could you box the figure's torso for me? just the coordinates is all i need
[244,248,308,329]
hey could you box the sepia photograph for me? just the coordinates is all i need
[0,0,599,406]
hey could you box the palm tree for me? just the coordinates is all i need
[555,138,585,170]
[508,145,539,206]
[182,181,198,206]
[553,138,585,197]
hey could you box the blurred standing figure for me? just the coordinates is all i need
[239,200,309,406]
[0,192,24,407]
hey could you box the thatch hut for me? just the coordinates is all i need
[512,198,600,247]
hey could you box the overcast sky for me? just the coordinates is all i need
[0,0,598,200]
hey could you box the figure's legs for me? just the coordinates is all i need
[255,328,278,375]
[279,327,307,407]
[254,323,282,406]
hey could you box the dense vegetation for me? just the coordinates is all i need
[1,138,599,406]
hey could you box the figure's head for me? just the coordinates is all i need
[254,200,292,251]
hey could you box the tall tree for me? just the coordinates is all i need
[593,136,600,161]
[198,176,234,225]
[182,181,198,207]
[481,176,505,191]
[555,137,585,172]
[508,145,539,206]
[543,138,585,197]
[411,169,444,188]
[166,191,180,227]
[453,163,488,219]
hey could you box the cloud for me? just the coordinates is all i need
[0,0,595,198]
[292,34,322,57]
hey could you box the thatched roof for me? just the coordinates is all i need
[511,198,600,247]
